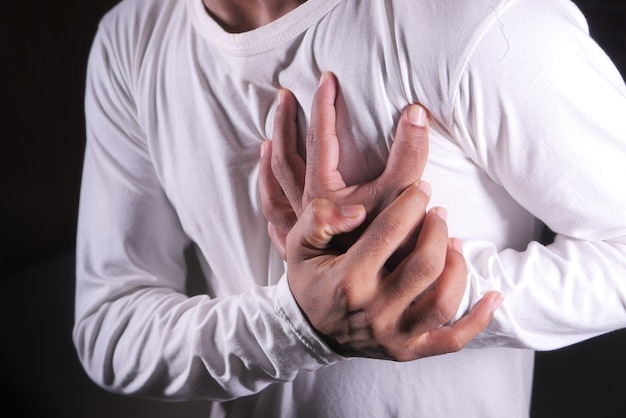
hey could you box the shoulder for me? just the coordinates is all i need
[390,0,591,124]
[381,0,518,123]
[462,0,594,93]
[99,0,179,28]
[389,0,517,52]
[90,0,188,82]
[96,0,185,53]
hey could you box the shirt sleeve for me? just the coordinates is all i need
[72,19,341,401]
[451,0,626,350]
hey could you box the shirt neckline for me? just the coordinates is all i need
[186,0,341,56]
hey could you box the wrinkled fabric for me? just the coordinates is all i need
[73,0,626,416]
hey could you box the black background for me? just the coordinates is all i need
[1,1,625,416]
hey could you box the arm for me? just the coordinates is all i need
[261,1,626,352]
[450,0,626,350]
[73,22,344,401]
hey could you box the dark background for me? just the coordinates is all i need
[1,1,625,416]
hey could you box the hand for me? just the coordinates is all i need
[284,184,502,361]
[259,72,429,263]
[259,72,502,360]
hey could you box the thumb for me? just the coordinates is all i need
[380,103,429,188]
[287,198,366,254]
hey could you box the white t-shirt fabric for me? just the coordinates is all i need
[73,0,626,416]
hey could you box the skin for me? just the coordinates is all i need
[262,73,430,265]
[202,0,307,32]
[258,73,503,360]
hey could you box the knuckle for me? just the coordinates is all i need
[371,182,399,210]
[270,155,289,181]
[349,242,374,264]
[305,164,324,184]
[395,348,415,362]
[340,274,376,310]
[309,196,326,212]
[369,318,395,348]
[445,334,466,353]
[305,130,324,153]
[309,198,331,225]
[375,214,406,244]
[365,183,394,213]
[408,254,444,280]
[260,196,282,221]
[431,297,457,324]
[385,183,404,205]
[337,273,359,301]
[386,334,420,362]
[306,129,320,142]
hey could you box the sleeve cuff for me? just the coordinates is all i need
[274,274,344,367]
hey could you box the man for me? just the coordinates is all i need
[74,0,626,416]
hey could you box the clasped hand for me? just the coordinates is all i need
[259,73,501,361]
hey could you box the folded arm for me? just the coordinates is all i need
[452,0,626,350]
[74,25,343,401]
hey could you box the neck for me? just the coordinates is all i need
[202,0,306,33]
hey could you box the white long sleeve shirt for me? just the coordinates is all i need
[74,0,626,416]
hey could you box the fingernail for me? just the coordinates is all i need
[490,293,504,314]
[434,206,447,221]
[407,104,427,127]
[451,237,463,253]
[341,204,364,219]
[416,181,431,196]
[318,72,328,87]
[276,89,284,106]
[260,141,268,158]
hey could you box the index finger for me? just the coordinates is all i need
[303,72,347,205]
[271,88,306,215]
[408,291,503,358]
[347,181,432,278]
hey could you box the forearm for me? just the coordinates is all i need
[446,0,626,350]
[462,237,626,350]
[77,27,339,398]
[73,277,337,400]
